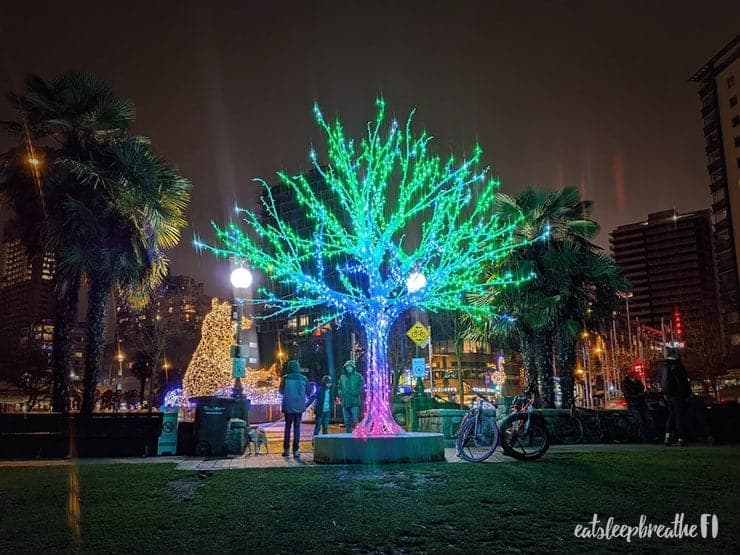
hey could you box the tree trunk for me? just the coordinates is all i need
[81,274,113,415]
[355,316,404,436]
[139,378,146,407]
[557,335,577,409]
[455,336,464,410]
[541,332,556,408]
[52,277,80,413]
[520,331,544,408]
[147,364,156,411]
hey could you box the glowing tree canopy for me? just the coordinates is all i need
[197,98,535,435]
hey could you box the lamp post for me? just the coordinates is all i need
[230,265,253,400]
[407,271,430,394]
[580,331,592,408]
[114,338,125,392]
[617,291,634,358]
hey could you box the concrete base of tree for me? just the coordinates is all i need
[312,432,445,464]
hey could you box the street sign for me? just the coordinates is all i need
[232,357,246,378]
[406,322,431,347]
[412,357,427,378]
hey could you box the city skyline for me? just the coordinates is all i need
[1,1,739,297]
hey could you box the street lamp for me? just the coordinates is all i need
[406,271,427,293]
[162,357,170,384]
[616,291,634,357]
[230,265,253,400]
[230,267,253,289]
[111,339,124,391]
[407,271,434,394]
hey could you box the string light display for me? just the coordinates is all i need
[182,299,281,404]
[196,98,538,435]
[164,388,188,408]
[183,299,235,398]
[490,352,507,386]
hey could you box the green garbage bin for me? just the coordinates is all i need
[193,396,250,456]
[157,409,179,455]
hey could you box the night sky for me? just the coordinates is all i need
[2,1,739,298]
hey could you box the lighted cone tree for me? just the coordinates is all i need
[197,98,536,435]
[183,299,234,397]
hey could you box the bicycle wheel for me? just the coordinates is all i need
[606,414,635,443]
[549,414,583,444]
[456,416,499,462]
[579,410,604,443]
[500,413,550,461]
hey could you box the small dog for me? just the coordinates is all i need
[246,426,269,455]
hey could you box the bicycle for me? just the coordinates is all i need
[455,394,499,462]
[550,398,638,444]
[498,392,550,461]
[548,409,584,444]
[455,392,549,462]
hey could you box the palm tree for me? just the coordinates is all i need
[542,241,627,407]
[61,137,191,414]
[130,351,152,407]
[1,72,135,412]
[463,186,626,407]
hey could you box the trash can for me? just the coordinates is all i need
[192,396,251,456]
[157,409,179,455]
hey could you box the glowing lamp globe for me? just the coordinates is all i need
[406,272,427,293]
[230,267,253,289]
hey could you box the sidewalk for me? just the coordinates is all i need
[0,424,673,470]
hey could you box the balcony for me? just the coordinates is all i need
[712,198,728,213]
[707,158,724,173]
[710,176,727,193]
[705,142,721,156]
[703,119,720,136]
[699,81,715,99]
[701,103,717,118]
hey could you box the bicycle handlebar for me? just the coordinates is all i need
[472,393,498,409]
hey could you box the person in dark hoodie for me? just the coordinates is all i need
[279,359,309,459]
[622,370,653,442]
[338,360,364,432]
[311,375,333,436]
[660,347,691,447]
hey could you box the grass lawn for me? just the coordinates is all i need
[1,447,737,553]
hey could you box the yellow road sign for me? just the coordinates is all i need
[406,322,430,347]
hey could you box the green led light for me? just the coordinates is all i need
[198,99,533,435]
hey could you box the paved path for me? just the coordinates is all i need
[0,434,675,470]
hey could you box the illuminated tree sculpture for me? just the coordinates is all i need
[197,99,535,435]
[183,299,234,398]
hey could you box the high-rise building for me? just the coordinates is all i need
[0,220,55,385]
[256,167,359,381]
[111,274,212,393]
[610,209,721,365]
[689,35,740,366]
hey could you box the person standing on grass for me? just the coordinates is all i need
[338,360,364,432]
[622,370,653,442]
[311,375,333,436]
[279,359,309,459]
[661,347,691,447]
